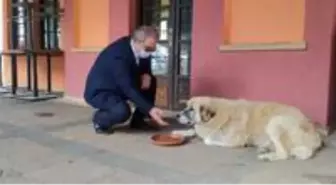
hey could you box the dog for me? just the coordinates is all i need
[174,96,328,161]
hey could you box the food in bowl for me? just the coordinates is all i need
[151,133,186,146]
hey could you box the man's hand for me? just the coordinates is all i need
[141,74,151,90]
[149,107,169,126]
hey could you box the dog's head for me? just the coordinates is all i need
[176,105,196,126]
[176,98,216,126]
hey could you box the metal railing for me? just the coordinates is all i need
[0,0,64,101]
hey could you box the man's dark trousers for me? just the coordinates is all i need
[92,76,157,130]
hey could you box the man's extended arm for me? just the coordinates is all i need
[139,57,152,75]
[111,56,153,114]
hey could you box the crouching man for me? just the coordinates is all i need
[84,26,169,134]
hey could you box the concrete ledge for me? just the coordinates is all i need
[219,42,307,52]
[71,48,103,52]
[54,96,178,118]
[53,96,90,107]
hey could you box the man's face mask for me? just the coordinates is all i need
[138,50,152,59]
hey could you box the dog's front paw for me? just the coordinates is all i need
[257,152,288,162]
[204,138,212,145]
[257,153,273,162]
[257,147,271,154]
[171,129,196,138]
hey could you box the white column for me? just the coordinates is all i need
[0,1,3,50]
[0,1,3,86]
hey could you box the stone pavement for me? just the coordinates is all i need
[0,98,336,183]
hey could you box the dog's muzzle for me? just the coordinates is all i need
[176,108,195,126]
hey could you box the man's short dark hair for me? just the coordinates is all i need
[131,25,159,42]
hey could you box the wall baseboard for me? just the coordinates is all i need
[54,96,178,118]
[53,96,90,107]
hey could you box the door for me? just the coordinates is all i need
[139,0,193,110]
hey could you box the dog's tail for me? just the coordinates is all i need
[313,121,329,139]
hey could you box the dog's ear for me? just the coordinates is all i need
[199,105,216,122]
[208,108,216,118]
[187,98,195,108]
[201,105,216,116]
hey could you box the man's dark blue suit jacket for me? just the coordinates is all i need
[84,36,154,114]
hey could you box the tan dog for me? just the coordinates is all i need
[175,96,328,161]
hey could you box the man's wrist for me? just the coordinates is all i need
[145,104,154,114]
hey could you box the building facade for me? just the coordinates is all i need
[2,0,336,127]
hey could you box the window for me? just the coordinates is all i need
[10,0,61,50]
[221,0,306,51]
[10,0,25,49]
[39,0,61,50]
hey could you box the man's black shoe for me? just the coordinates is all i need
[93,123,114,135]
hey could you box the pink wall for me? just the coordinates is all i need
[191,0,336,124]
[62,0,134,98]
[62,0,336,125]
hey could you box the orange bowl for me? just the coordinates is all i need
[150,133,186,146]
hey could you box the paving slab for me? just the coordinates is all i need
[0,176,43,184]
[0,98,336,183]
[87,168,158,184]
[0,99,92,129]
[24,158,115,183]
[240,168,319,184]
[0,138,75,174]
[51,124,260,178]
